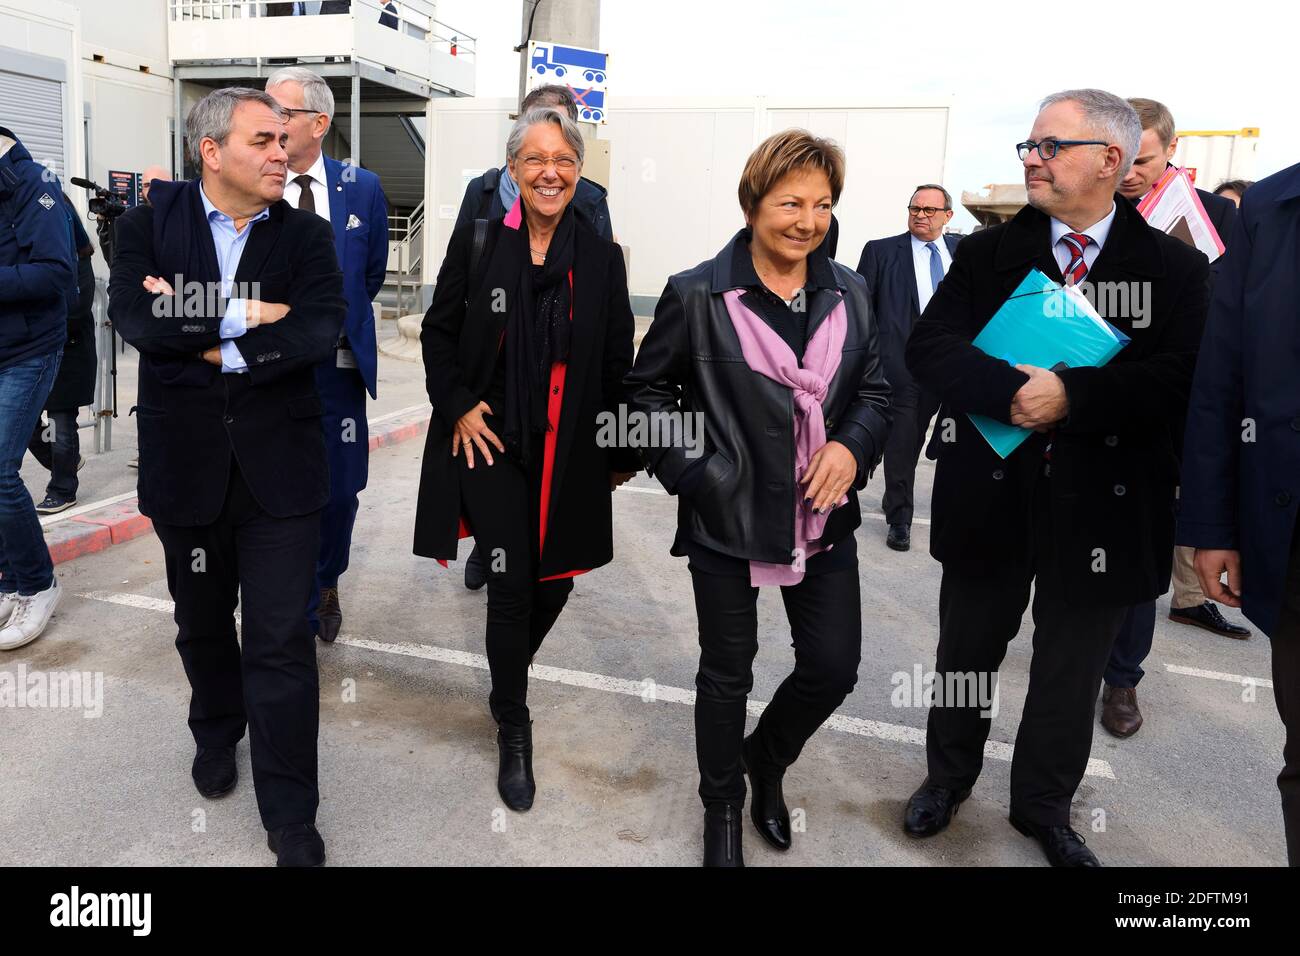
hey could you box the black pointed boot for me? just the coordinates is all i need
[703,802,745,867]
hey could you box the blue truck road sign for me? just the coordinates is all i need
[570,89,605,123]
[530,43,607,85]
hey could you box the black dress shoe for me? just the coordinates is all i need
[741,733,791,851]
[703,802,745,867]
[266,823,326,867]
[317,586,341,643]
[1169,601,1251,638]
[497,722,535,811]
[903,777,971,837]
[1009,814,1100,866]
[464,543,487,591]
[886,523,911,551]
[192,745,237,798]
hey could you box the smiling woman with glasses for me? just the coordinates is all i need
[415,106,639,815]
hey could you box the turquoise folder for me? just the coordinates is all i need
[967,269,1130,458]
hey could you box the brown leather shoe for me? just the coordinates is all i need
[318,587,342,644]
[1101,685,1142,738]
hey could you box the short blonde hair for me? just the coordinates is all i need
[738,129,844,218]
[1127,97,1177,149]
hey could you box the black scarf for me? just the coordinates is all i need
[503,205,577,466]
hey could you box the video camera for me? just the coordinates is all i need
[70,176,129,221]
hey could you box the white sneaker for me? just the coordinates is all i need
[0,591,18,627]
[0,577,62,651]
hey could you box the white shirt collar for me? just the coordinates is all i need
[289,150,328,188]
[910,233,948,252]
[1049,201,1117,252]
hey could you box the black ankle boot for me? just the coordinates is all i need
[703,802,745,867]
[497,722,535,811]
[741,733,791,851]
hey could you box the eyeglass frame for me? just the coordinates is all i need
[907,204,951,217]
[1016,139,1110,161]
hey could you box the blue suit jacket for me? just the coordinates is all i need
[856,230,961,395]
[324,155,389,398]
[1176,162,1300,637]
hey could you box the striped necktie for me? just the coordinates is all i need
[1059,232,1091,285]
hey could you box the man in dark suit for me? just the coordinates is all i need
[108,88,345,866]
[903,89,1209,866]
[267,68,389,644]
[1177,162,1300,865]
[856,185,961,551]
[1099,97,1247,739]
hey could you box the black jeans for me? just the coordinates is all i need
[152,460,322,831]
[926,472,1127,827]
[691,562,862,809]
[27,408,80,501]
[1273,518,1300,866]
[458,447,574,728]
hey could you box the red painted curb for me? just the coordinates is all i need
[49,412,431,567]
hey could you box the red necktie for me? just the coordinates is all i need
[1059,232,1091,285]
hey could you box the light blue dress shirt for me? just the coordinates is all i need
[199,182,271,374]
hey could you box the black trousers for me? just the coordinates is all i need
[152,461,322,831]
[1104,599,1156,688]
[926,474,1127,827]
[1273,519,1300,866]
[691,562,862,809]
[881,384,941,527]
[458,447,573,728]
[27,408,80,500]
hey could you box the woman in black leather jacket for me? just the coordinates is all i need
[625,129,891,866]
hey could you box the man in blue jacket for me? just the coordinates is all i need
[0,126,74,651]
[1177,161,1300,865]
[267,67,389,643]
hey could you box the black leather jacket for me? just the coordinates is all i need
[625,230,892,564]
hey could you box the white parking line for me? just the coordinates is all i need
[75,589,1116,780]
[1164,663,1273,690]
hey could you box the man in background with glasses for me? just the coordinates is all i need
[902,90,1209,866]
[856,185,961,552]
[266,68,390,646]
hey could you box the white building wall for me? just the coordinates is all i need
[425,96,951,300]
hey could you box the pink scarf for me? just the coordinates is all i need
[721,288,848,587]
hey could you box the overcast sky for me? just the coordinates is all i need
[439,0,1288,233]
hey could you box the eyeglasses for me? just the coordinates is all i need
[1016,139,1109,161]
[520,155,578,172]
[281,107,321,118]
[908,205,950,217]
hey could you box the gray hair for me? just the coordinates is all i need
[912,183,952,209]
[186,87,286,166]
[505,107,585,167]
[1038,89,1142,178]
[265,66,336,121]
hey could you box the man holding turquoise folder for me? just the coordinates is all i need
[901,89,1210,866]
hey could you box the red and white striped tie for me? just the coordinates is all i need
[1059,232,1091,285]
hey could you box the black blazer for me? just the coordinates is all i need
[108,178,346,526]
[413,215,637,577]
[856,231,961,394]
[904,196,1209,606]
[625,230,892,565]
